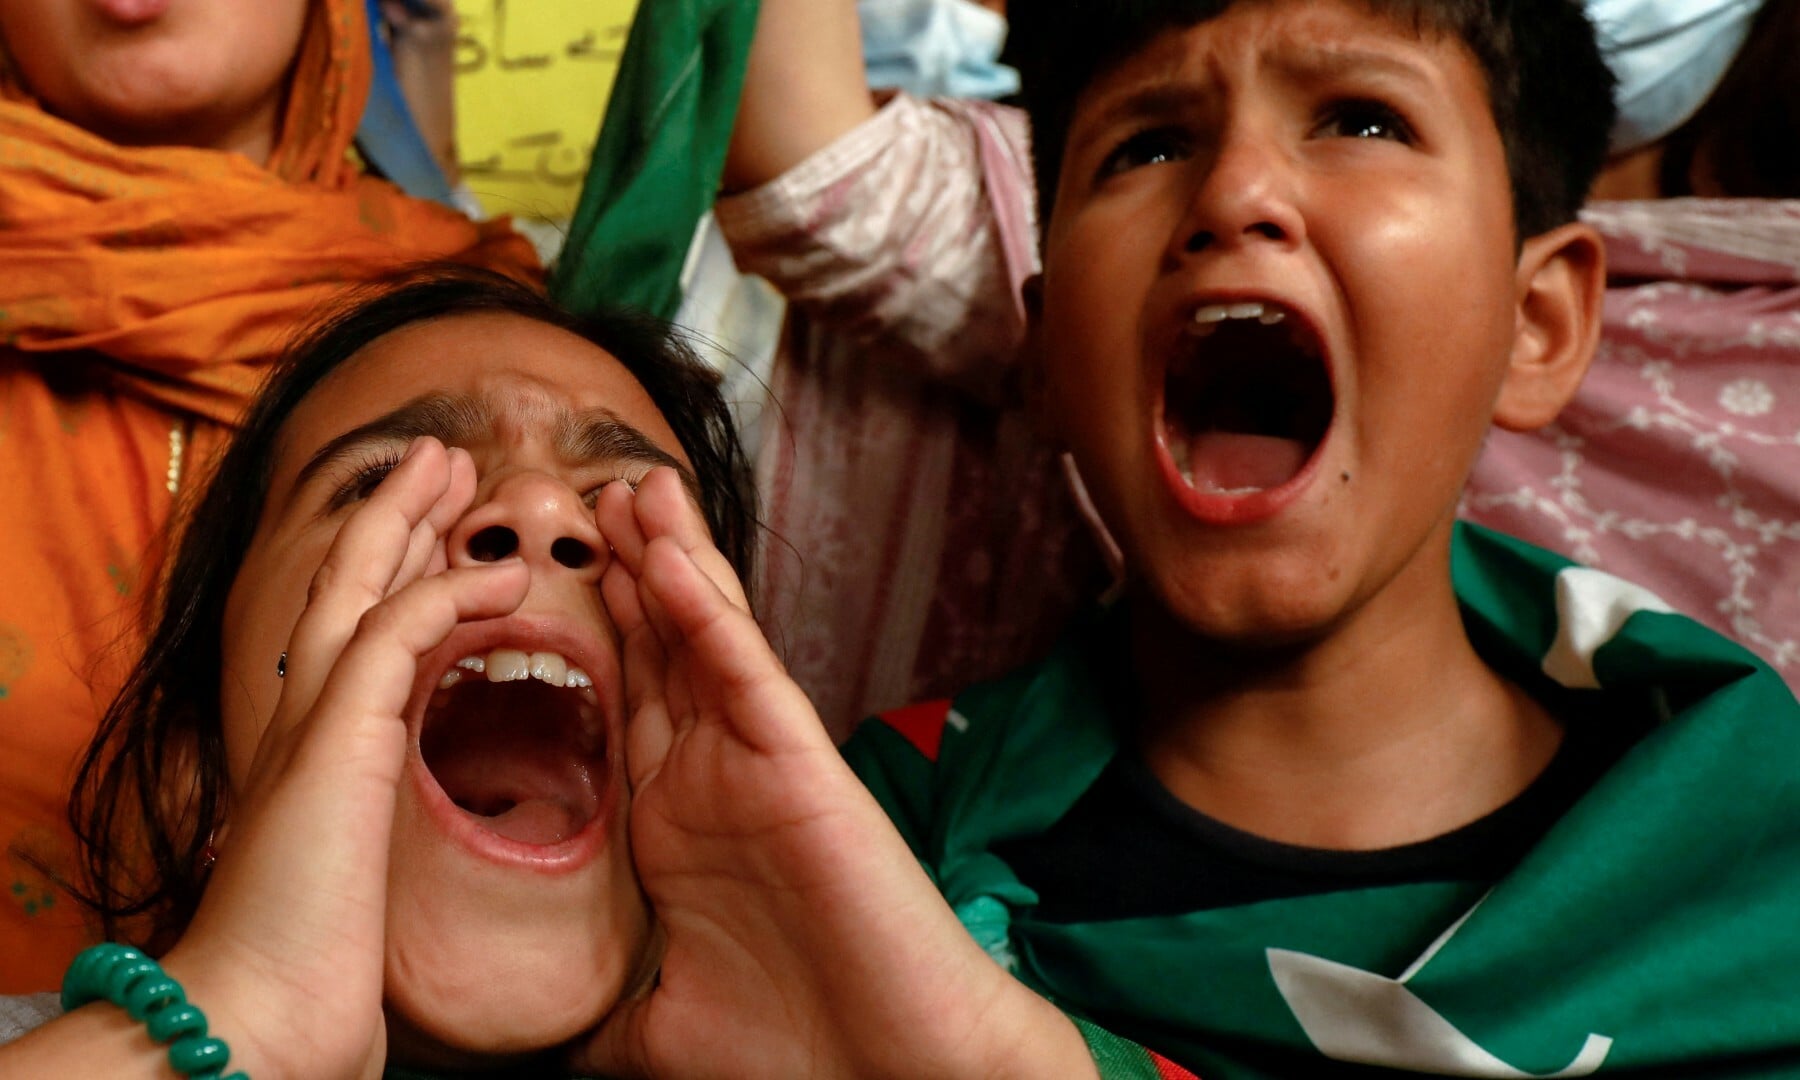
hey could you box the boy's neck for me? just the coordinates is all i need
[1128,527,1563,852]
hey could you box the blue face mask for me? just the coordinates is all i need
[1588,0,1763,153]
[858,0,1020,100]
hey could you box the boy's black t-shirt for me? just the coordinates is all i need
[993,628,1653,924]
[995,712,1641,923]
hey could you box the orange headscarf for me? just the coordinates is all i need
[0,0,539,991]
[0,0,539,423]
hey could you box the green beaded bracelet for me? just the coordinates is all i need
[61,943,249,1080]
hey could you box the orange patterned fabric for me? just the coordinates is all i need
[0,0,540,991]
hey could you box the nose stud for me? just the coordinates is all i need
[276,652,286,679]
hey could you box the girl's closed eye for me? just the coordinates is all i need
[1315,98,1416,144]
[328,447,409,510]
[1096,126,1195,181]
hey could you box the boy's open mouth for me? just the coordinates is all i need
[1162,300,1334,495]
[419,647,605,847]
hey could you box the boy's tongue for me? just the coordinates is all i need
[1183,431,1310,493]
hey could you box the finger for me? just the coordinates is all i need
[600,555,652,647]
[268,561,530,777]
[618,616,675,792]
[273,437,453,732]
[632,467,749,612]
[638,538,817,753]
[594,478,649,575]
[394,445,476,588]
[595,479,688,653]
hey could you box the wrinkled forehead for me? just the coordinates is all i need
[1077,0,1464,103]
[268,314,696,497]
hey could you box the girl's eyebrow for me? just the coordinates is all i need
[294,393,487,490]
[292,392,701,501]
[554,407,701,499]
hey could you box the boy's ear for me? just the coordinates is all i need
[1019,272,1058,443]
[1493,221,1607,432]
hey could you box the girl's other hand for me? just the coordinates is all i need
[577,468,1091,1079]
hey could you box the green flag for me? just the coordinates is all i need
[551,0,760,321]
[847,524,1800,1078]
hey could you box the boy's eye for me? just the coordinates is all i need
[1315,99,1415,144]
[1096,127,1193,180]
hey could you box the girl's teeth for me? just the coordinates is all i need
[1258,309,1287,325]
[1226,301,1265,319]
[529,651,569,687]
[459,647,588,691]
[486,648,531,682]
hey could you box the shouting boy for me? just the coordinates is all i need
[579,0,1800,1077]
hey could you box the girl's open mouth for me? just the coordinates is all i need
[408,629,616,868]
[1157,299,1335,520]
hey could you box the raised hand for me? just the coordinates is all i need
[161,437,528,1079]
[577,468,1093,1080]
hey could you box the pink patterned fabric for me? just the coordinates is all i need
[716,95,1100,739]
[1462,199,1800,678]
[720,100,1800,739]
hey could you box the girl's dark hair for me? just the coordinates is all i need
[67,264,758,950]
[1008,0,1619,242]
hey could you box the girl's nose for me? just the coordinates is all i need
[446,471,603,582]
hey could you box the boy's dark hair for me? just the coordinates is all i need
[65,264,758,950]
[1010,0,1619,241]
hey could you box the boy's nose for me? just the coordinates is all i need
[447,471,603,582]
[1175,132,1305,257]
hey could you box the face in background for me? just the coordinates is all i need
[1034,0,1537,648]
[218,312,693,1065]
[0,0,309,160]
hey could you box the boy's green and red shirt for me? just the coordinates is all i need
[844,523,1800,1079]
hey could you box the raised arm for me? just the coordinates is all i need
[722,0,878,192]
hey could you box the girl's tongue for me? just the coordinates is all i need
[420,679,604,846]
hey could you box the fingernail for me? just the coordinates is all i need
[401,436,428,463]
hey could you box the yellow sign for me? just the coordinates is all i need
[452,0,640,221]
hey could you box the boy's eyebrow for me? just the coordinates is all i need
[1270,44,1438,92]
[1074,42,1437,147]
[1078,83,1215,141]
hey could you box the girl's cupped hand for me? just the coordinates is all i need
[161,437,528,1080]
[574,468,1082,1080]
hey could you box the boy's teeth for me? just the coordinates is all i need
[1190,300,1287,330]
[447,648,593,693]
